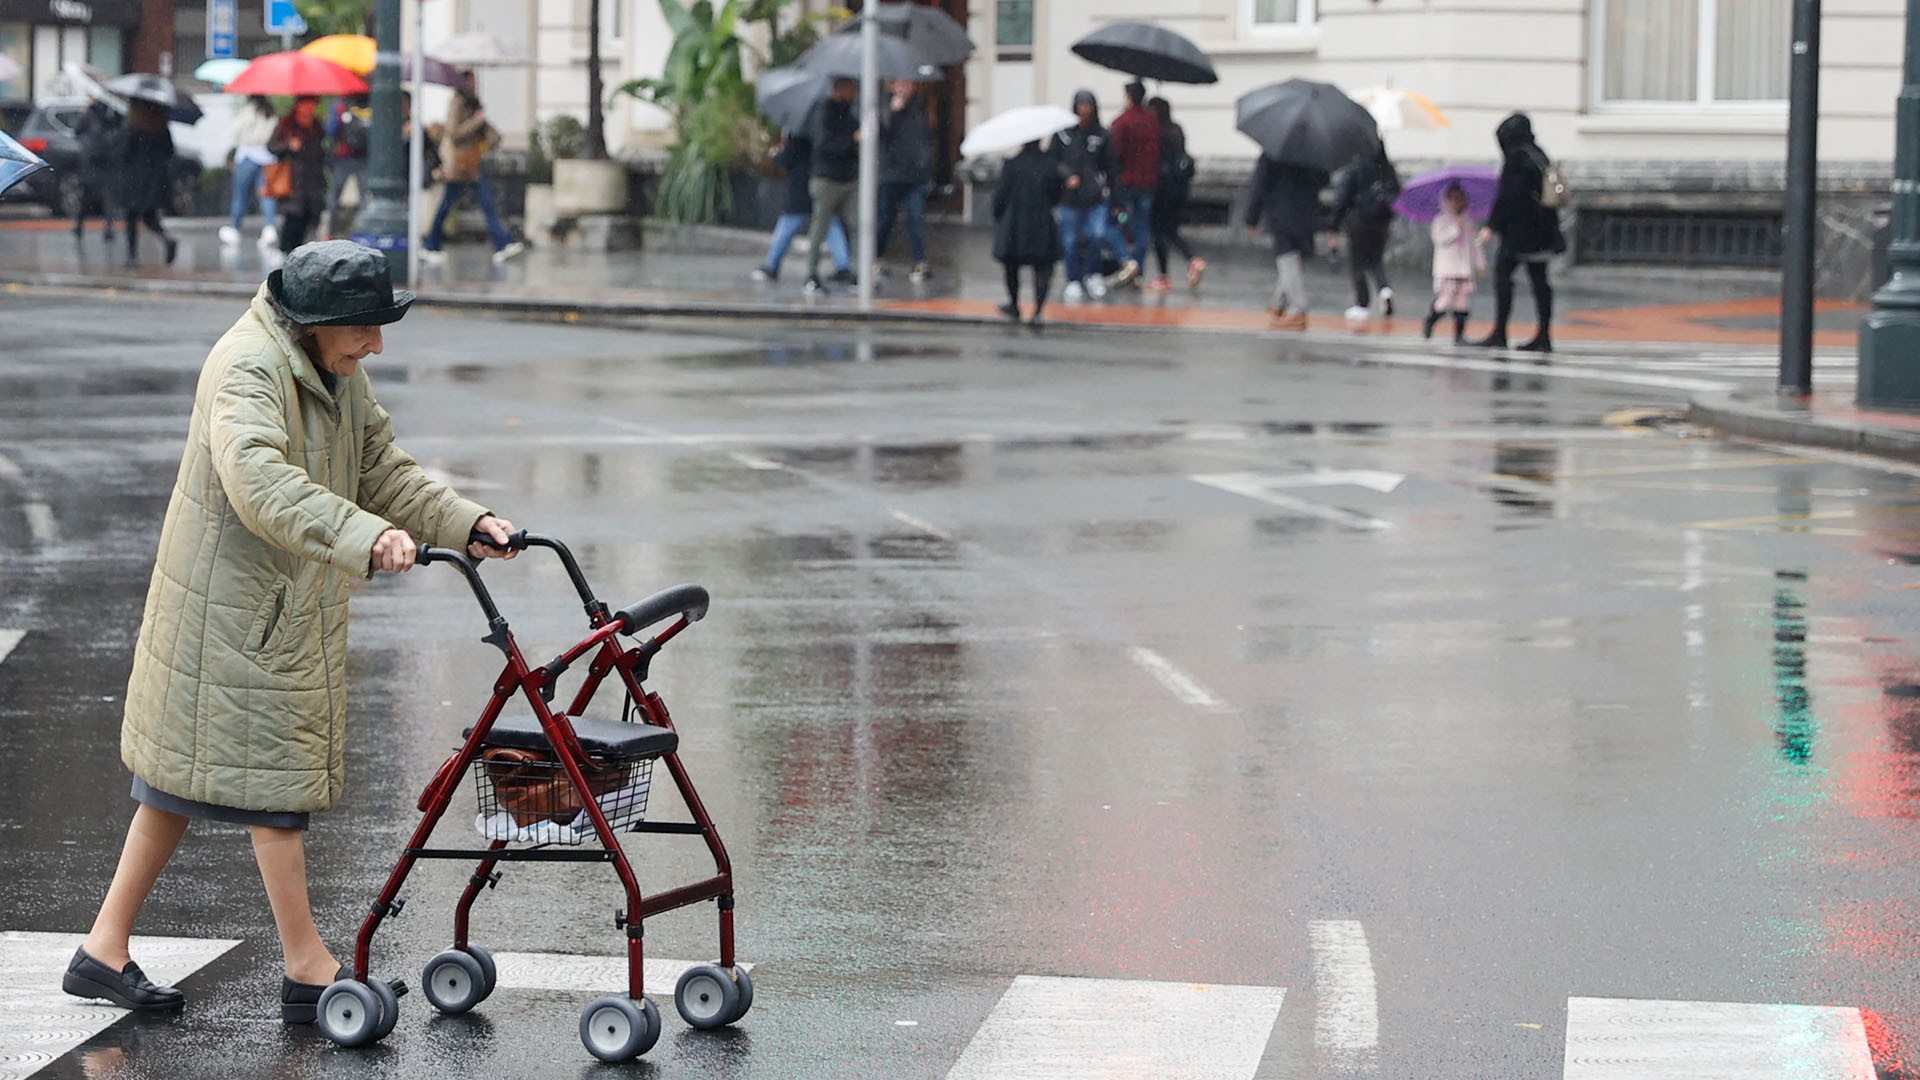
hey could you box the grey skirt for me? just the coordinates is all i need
[131,776,310,830]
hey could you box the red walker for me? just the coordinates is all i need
[311,531,747,1062]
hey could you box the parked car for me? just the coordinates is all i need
[2,99,204,218]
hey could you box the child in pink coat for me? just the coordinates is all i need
[1424,183,1486,342]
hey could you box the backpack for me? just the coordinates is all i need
[1356,170,1399,223]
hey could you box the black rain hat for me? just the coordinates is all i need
[267,240,415,327]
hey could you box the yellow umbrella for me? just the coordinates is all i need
[1353,86,1449,131]
[301,34,376,76]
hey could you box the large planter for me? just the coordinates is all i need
[553,158,629,217]
[523,182,557,241]
[724,170,785,231]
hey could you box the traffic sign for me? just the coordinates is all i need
[265,0,307,36]
[207,0,237,57]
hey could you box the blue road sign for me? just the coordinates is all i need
[207,0,237,57]
[265,0,307,36]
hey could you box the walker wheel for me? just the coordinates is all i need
[368,977,400,1040]
[422,949,488,1015]
[315,980,384,1048]
[674,963,743,1030]
[579,994,660,1062]
[462,943,498,1004]
[728,965,754,1022]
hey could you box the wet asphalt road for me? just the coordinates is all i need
[3,292,1920,1078]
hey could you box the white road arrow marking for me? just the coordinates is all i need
[1193,470,1405,532]
[0,631,22,669]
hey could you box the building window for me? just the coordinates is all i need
[1247,0,1316,31]
[996,0,1031,52]
[0,22,27,100]
[1600,0,1789,105]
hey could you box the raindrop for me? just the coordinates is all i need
[895,1019,918,1027]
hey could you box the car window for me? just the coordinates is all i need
[46,107,82,133]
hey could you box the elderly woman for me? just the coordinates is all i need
[62,240,519,1021]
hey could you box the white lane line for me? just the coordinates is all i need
[1563,997,1874,1079]
[0,454,21,483]
[1308,920,1379,1071]
[1192,473,1389,532]
[0,931,240,1080]
[1127,647,1232,712]
[946,975,1286,1080]
[0,631,23,668]
[1368,350,1737,395]
[21,504,55,545]
[419,465,501,491]
[728,451,787,471]
[889,509,952,541]
[490,952,751,998]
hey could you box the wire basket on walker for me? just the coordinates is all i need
[308,530,749,1063]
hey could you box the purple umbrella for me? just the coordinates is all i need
[405,54,464,87]
[1394,165,1498,222]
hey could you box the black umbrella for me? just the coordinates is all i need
[106,72,204,124]
[1235,79,1379,173]
[756,66,832,132]
[833,2,974,67]
[0,129,50,199]
[1071,22,1217,85]
[796,32,943,82]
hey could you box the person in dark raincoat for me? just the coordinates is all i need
[993,140,1065,329]
[1330,143,1400,319]
[1146,96,1202,290]
[1245,155,1329,330]
[269,96,328,254]
[74,98,122,244]
[120,100,176,269]
[1473,111,1563,352]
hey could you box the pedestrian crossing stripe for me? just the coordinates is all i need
[0,631,22,669]
[0,931,238,1080]
[945,975,1287,1080]
[1563,997,1874,1079]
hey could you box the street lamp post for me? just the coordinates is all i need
[350,0,410,284]
[1859,0,1920,408]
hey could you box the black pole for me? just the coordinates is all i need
[351,0,409,283]
[1859,0,1920,408]
[1780,0,1820,396]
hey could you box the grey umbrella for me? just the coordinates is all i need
[755,66,832,132]
[1071,22,1217,85]
[833,2,974,68]
[0,129,50,199]
[796,32,943,82]
[106,72,204,124]
[1235,79,1379,173]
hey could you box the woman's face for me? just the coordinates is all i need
[308,324,384,377]
[1444,188,1468,214]
[294,98,317,124]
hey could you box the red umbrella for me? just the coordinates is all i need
[223,51,369,96]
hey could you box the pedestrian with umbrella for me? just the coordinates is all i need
[268,97,328,253]
[1329,143,1401,320]
[73,96,124,246]
[1146,96,1203,290]
[1423,182,1487,342]
[223,96,283,250]
[749,129,852,284]
[1473,111,1563,352]
[1051,90,1116,303]
[802,77,862,293]
[876,79,933,283]
[1106,79,1160,289]
[992,138,1065,330]
[1244,155,1326,330]
[121,99,178,268]
[422,70,523,265]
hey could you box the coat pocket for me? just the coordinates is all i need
[247,580,291,664]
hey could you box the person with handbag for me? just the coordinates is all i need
[267,96,327,253]
[1472,111,1564,352]
[222,96,281,250]
[60,240,521,1022]
[422,71,524,265]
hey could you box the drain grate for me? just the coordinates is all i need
[1575,210,1783,268]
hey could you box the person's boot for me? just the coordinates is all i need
[1421,308,1443,339]
[1516,333,1552,354]
[997,301,1020,322]
[1452,312,1469,344]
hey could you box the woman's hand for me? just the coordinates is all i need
[469,515,519,560]
[1476,227,1494,247]
[371,529,417,573]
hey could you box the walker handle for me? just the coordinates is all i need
[466,527,529,553]
[417,544,505,625]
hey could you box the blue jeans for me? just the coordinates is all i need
[1115,187,1153,266]
[1056,204,1106,284]
[877,181,927,263]
[764,212,849,275]
[425,173,512,251]
[229,156,278,231]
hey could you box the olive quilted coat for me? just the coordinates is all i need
[121,282,489,814]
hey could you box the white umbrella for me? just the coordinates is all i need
[1351,86,1449,132]
[960,104,1076,159]
[432,31,531,67]
[59,61,126,111]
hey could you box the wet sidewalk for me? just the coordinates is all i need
[1689,388,1920,466]
[0,211,1867,353]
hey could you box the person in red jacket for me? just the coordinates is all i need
[1106,80,1161,288]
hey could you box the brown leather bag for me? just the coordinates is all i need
[260,160,292,200]
[482,746,628,826]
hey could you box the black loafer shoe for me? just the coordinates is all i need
[281,965,349,1024]
[62,947,185,1011]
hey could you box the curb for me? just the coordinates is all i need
[1688,392,1920,464]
